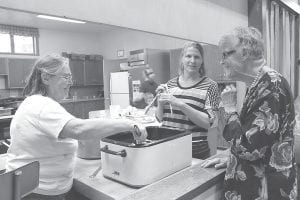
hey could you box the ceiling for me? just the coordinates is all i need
[0,8,118,34]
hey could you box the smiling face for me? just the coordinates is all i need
[219,35,244,79]
[181,47,203,75]
[46,62,73,101]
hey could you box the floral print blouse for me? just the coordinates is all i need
[223,69,297,200]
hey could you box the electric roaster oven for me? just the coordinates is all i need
[100,126,192,188]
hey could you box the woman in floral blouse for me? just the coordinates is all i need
[202,27,297,200]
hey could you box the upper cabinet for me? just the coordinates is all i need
[0,58,8,75]
[69,54,85,86]
[64,53,103,86]
[84,55,103,85]
[7,58,36,88]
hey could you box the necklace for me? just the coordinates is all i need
[244,62,266,101]
[249,61,266,90]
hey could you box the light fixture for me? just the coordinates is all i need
[37,15,86,24]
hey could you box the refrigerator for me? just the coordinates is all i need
[103,48,170,109]
[109,67,148,109]
[110,71,130,108]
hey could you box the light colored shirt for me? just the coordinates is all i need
[6,95,76,195]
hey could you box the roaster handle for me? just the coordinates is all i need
[100,145,127,157]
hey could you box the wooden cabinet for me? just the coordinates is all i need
[7,58,36,88]
[69,54,85,86]
[67,54,103,86]
[61,99,105,119]
[0,58,8,75]
[169,48,181,79]
[203,45,223,81]
[84,58,103,85]
[82,100,104,118]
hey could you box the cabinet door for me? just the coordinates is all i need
[169,48,182,79]
[0,58,8,75]
[8,58,36,88]
[203,45,222,81]
[62,103,74,116]
[22,59,36,85]
[69,59,84,86]
[73,102,85,119]
[84,59,103,85]
[83,100,105,119]
[8,59,25,88]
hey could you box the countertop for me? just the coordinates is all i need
[73,150,228,200]
[0,150,228,200]
[60,97,105,104]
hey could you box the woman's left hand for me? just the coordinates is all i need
[201,157,228,169]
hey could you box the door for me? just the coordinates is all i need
[84,59,103,85]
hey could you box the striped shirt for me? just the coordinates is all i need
[162,76,220,133]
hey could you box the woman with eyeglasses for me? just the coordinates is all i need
[5,54,147,200]
[156,41,221,159]
[202,27,297,200]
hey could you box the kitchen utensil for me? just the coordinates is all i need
[165,84,173,115]
[100,126,192,187]
[89,165,102,179]
[144,95,158,115]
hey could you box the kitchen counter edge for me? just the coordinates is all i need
[59,97,105,104]
[73,150,228,200]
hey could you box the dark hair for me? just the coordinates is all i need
[143,68,154,78]
[179,41,205,77]
[23,54,68,97]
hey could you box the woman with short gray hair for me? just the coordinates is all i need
[202,27,297,200]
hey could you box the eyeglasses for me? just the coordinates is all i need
[59,74,73,82]
[222,50,236,60]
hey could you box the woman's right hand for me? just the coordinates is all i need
[200,157,228,169]
[155,84,168,94]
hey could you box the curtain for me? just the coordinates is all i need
[0,24,39,37]
[265,0,297,95]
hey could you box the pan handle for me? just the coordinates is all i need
[100,145,127,157]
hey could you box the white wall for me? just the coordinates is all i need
[39,29,103,55]
[0,0,248,44]
[98,29,188,59]
[38,28,189,59]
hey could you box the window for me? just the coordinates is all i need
[0,24,39,55]
[0,33,11,53]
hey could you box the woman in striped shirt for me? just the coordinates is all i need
[156,41,220,159]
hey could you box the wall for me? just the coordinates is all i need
[0,0,248,45]
[39,29,103,55]
[98,28,188,59]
